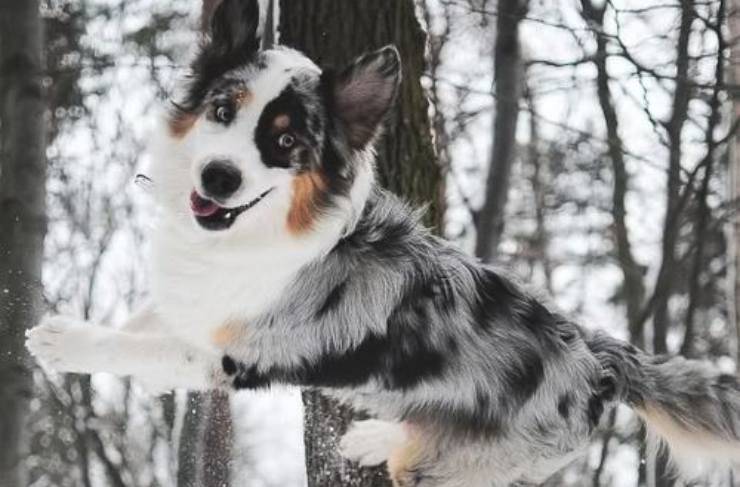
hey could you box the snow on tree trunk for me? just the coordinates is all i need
[0,1,46,485]
[278,1,441,484]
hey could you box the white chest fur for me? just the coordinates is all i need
[148,221,339,352]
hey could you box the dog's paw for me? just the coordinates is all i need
[26,316,106,374]
[340,419,407,467]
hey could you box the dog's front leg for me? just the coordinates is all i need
[26,306,226,391]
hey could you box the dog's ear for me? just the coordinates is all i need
[328,45,402,150]
[207,0,261,59]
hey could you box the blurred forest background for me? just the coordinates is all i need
[0,0,739,486]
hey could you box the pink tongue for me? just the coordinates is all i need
[190,191,220,217]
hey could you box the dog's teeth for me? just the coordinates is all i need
[224,212,232,220]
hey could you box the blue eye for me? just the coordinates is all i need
[214,104,235,124]
[277,133,295,149]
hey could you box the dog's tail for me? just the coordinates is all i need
[587,332,740,477]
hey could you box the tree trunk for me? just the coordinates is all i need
[651,0,695,357]
[681,0,726,358]
[202,391,233,487]
[524,79,553,294]
[581,0,646,349]
[651,2,695,483]
[728,0,740,367]
[474,0,528,262]
[278,0,441,230]
[301,390,390,487]
[0,1,46,485]
[178,392,204,487]
[278,1,441,484]
[580,2,649,484]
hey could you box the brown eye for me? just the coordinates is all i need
[214,104,235,124]
[277,133,295,149]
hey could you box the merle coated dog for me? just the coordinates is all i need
[27,0,740,485]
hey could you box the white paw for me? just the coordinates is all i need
[26,315,106,374]
[340,419,407,467]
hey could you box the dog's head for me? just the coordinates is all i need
[148,0,400,240]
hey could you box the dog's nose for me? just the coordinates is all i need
[201,160,242,200]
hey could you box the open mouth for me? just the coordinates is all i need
[190,188,274,231]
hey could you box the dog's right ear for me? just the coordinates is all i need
[326,45,402,151]
[206,0,261,59]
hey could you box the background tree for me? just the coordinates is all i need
[0,0,46,485]
[475,0,528,262]
[731,0,740,365]
[278,0,443,484]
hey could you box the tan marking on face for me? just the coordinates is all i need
[211,321,246,348]
[273,114,291,131]
[234,89,253,107]
[169,112,198,139]
[286,171,327,235]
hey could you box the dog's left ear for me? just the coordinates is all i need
[328,45,402,150]
[207,0,261,59]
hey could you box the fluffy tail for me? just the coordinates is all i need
[587,332,740,478]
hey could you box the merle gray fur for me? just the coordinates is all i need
[223,188,740,485]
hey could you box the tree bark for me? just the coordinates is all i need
[301,390,390,487]
[474,0,528,262]
[279,0,441,230]
[581,4,649,482]
[728,0,740,367]
[651,0,695,357]
[681,0,726,359]
[278,1,441,485]
[581,0,647,349]
[202,391,233,487]
[178,392,204,487]
[651,3,695,483]
[0,1,46,485]
[524,79,553,294]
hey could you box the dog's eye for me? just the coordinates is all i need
[214,104,235,124]
[277,133,295,149]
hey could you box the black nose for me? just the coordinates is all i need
[201,161,242,199]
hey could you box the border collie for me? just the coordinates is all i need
[27,0,740,485]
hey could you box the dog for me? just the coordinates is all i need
[27,0,740,485]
